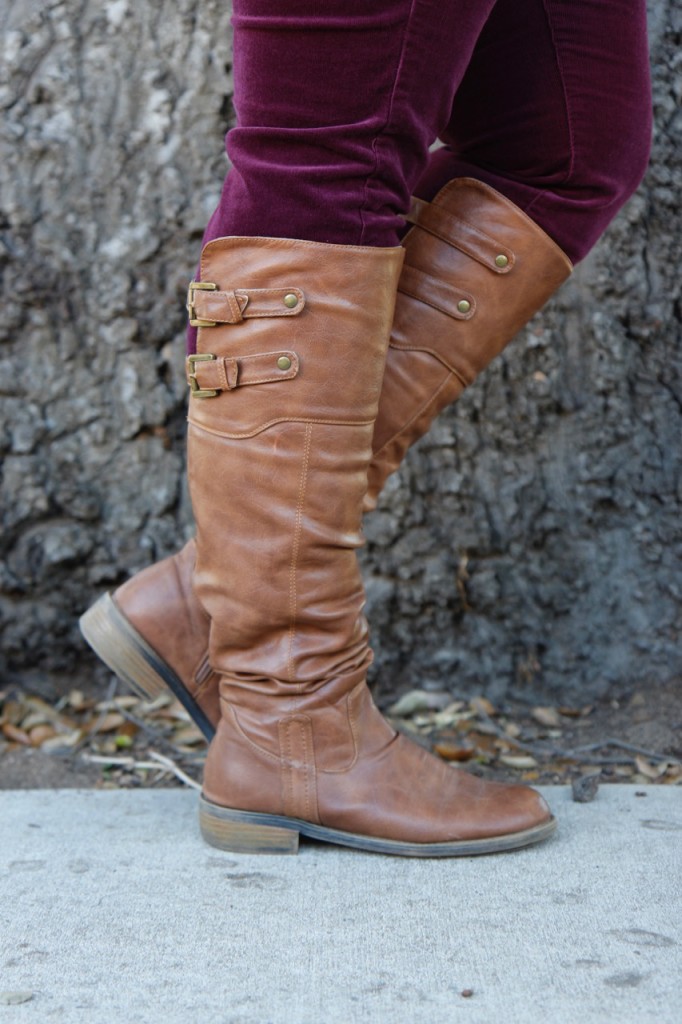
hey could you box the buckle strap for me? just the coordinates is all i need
[187,282,305,327]
[398,264,476,320]
[407,197,515,274]
[187,350,299,398]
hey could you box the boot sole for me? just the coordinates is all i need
[199,796,557,858]
[79,593,215,741]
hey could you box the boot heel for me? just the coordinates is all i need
[199,798,299,855]
[79,593,168,701]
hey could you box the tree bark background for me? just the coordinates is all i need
[1,0,680,703]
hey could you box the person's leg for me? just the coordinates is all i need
[83,0,649,800]
[187,0,554,855]
[186,0,498,354]
[415,0,652,263]
[366,0,651,492]
[202,0,498,249]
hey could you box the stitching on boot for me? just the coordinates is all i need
[166,550,213,681]
[318,689,360,775]
[317,692,358,770]
[388,335,471,385]
[226,703,280,762]
[298,719,311,820]
[278,716,319,821]
[280,718,295,817]
[287,423,313,694]
[371,371,460,465]
[297,717,319,822]
[187,417,374,442]
[412,199,513,268]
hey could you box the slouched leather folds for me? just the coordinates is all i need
[184,233,554,855]
[81,181,571,769]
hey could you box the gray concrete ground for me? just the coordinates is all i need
[0,785,680,1024]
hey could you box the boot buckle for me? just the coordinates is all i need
[187,353,218,398]
[187,281,218,327]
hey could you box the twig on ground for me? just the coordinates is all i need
[564,739,674,762]
[147,751,201,790]
[472,706,542,756]
[82,754,137,767]
[471,708,673,767]
[80,750,201,790]
[114,704,175,745]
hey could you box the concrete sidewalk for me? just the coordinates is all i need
[1,786,680,1024]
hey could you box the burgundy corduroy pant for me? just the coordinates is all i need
[189,0,651,349]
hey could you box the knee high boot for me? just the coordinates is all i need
[184,233,554,856]
[80,180,572,736]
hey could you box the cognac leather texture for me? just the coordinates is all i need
[112,545,221,728]
[110,179,572,752]
[365,176,572,508]
[184,232,551,845]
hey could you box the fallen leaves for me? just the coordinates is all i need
[634,756,681,781]
[0,688,204,790]
[386,689,682,787]
[2,683,680,791]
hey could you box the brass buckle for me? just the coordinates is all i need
[187,281,218,327]
[187,353,218,398]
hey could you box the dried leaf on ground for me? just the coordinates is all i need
[2,723,31,746]
[559,706,590,718]
[498,755,538,769]
[433,741,475,762]
[388,689,450,717]
[28,725,58,747]
[470,696,496,717]
[634,756,681,781]
[2,684,677,792]
[531,706,562,728]
[40,730,83,753]
[173,726,205,747]
[90,712,126,734]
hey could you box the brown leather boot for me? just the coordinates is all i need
[184,232,555,856]
[79,548,219,737]
[80,179,572,740]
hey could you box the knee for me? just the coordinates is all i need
[546,101,653,262]
[588,111,652,211]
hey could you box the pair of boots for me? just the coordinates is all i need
[81,179,572,856]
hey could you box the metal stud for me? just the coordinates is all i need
[495,254,509,268]
[457,299,471,314]
[283,293,299,308]
[277,356,292,370]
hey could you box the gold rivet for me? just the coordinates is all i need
[457,299,471,314]
[283,293,298,308]
[495,254,509,268]
[277,356,292,370]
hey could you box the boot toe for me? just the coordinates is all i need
[500,783,554,836]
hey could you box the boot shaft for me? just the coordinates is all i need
[187,238,404,693]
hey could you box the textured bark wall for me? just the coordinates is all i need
[1,0,680,703]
